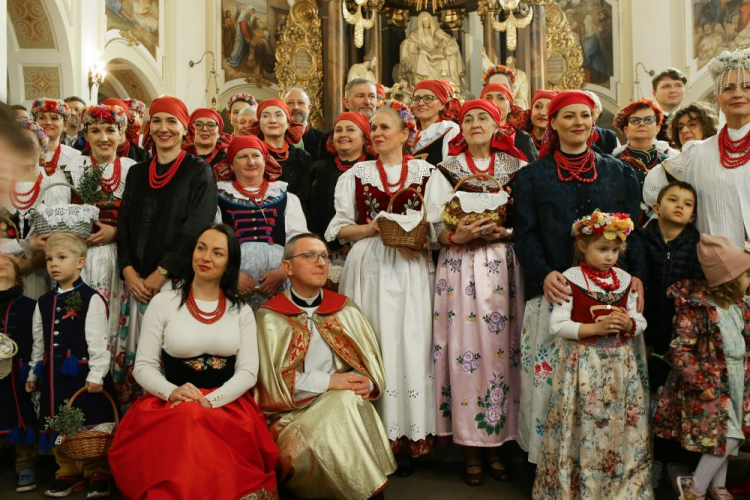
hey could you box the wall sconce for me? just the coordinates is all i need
[88,61,106,101]
[189,51,221,109]
[633,62,655,100]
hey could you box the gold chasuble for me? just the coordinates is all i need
[254,290,396,500]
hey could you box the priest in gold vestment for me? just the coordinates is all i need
[254,234,396,500]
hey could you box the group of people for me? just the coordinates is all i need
[0,46,749,500]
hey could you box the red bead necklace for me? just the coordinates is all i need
[91,156,122,193]
[268,142,289,162]
[149,150,187,189]
[186,285,227,324]
[580,262,620,292]
[554,149,597,183]
[718,125,750,169]
[465,151,495,175]
[117,140,131,158]
[11,173,43,210]
[45,145,62,176]
[232,179,269,206]
[375,157,410,197]
[335,154,365,173]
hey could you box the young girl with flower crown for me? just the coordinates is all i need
[532,210,652,499]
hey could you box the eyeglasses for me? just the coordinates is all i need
[288,252,332,264]
[194,121,218,131]
[627,116,657,125]
[412,95,438,105]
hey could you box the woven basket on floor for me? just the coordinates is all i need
[30,183,99,240]
[378,187,429,251]
[441,173,507,231]
[0,334,18,380]
[61,387,119,461]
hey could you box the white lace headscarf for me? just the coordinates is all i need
[709,48,750,96]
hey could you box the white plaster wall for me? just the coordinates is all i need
[1,0,7,102]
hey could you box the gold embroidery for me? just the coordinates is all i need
[281,315,310,397]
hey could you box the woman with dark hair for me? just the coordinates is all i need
[520,90,558,152]
[109,224,279,500]
[480,82,537,161]
[187,108,230,167]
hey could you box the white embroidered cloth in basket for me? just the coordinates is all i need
[34,204,99,226]
[0,334,17,359]
[373,208,424,232]
[448,191,509,213]
[327,265,343,284]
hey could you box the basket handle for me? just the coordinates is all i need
[37,182,75,202]
[452,173,502,194]
[68,386,120,426]
[386,187,427,223]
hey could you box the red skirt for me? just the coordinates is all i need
[109,391,278,499]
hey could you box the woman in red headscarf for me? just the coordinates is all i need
[410,80,460,166]
[116,96,219,410]
[101,98,150,162]
[520,90,558,151]
[249,99,312,217]
[425,99,527,486]
[512,90,647,471]
[188,108,230,167]
[481,83,537,162]
[216,135,307,310]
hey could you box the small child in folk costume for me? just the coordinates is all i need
[0,255,39,492]
[533,210,652,499]
[27,233,118,499]
[653,235,750,500]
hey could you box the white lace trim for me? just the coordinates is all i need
[414,121,458,152]
[449,191,509,213]
[352,159,433,191]
[373,208,424,232]
[661,152,684,180]
[440,153,524,187]
[327,265,343,283]
[217,180,289,201]
[563,266,631,295]
[32,204,100,226]
[64,156,134,199]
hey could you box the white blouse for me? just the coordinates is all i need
[414,120,460,161]
[133,289,259,408]
[64,155,136,200]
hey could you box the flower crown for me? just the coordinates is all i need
[31,98,70,121]
[482,65,517,88]
[708,48,750,95]
[382,100,418,148]
[571,210,634,241]
[228,92,258,109]
[18,118,49,165]
[123,98,146,116]
[82,105,127,127]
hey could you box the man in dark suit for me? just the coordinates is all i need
[652,68,687,144]
[284,86,325,162]
[584,90,619,155]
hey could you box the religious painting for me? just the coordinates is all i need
[221,0,290,85]
[690,0,750,70]
[557,0,615,88]
[105,0,160,58]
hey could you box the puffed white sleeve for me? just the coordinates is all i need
[441,123,460,162]
[284,192,309,241]
[84,294,111,385]
[424,169,453,243]
[627,288,647,337]
[324,170,358,243]
[205,304,259,407]
[27,304,44,383]
[549,296,580,339]
[133,294,179,401]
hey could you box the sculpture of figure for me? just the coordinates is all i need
[399,12,466,90]
[347,55,377,83]
[506,57,530,109]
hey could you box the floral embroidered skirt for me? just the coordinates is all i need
[532,340,653,500]
[433,241,523,447]
[81,242,123,350]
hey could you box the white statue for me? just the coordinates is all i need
[347,55,377,83]
[506,57,530,109]
[398,12,466,90]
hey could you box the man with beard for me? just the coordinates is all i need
[285,86,325,161]
[318,78,378,160]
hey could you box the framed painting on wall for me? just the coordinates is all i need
[690,0,750,70]
[105,0,160,58]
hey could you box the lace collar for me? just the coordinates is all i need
[563,266,632,295]
[217,180,289,201]
[64,155,135,199]
[414,121,458,151]
[440,153,524,188]
[352,159,433,191]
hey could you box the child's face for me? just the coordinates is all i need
[737,269,750,295]
[0,255,17,289]
[45,247,84,284]
[654,187,696,225]
[581,236,622,271]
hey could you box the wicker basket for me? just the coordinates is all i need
[441,174,507,231]
[30,183,99,240]
[0,334,18,380]
[378,187,429,251]
[60,387,119,461]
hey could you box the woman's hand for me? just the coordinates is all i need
[86,221,117,246]
[238,272,256,296]
[630,277,645,313]
[543,271,572,305]
[25,381,36,393]
[480,225,510,242]
[85,382,103,393]
[169,383,207,407]
[143,270,168,298]
[257,267,287,296]
[699,388,715,402]
[30,232,50,253]
[451,215,497,245]
[124,266,152,304]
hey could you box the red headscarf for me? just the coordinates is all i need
[149,96,189,129]
[413,80,460,123]
[325,111,374,156]
[248,98,304,144]
[519,89,559,133]
[188,108,230,152]
[539,90,597,159]
[217,135,282,182]
[480,83,527,128]
[448,100,527,161]
[376,83,386,100]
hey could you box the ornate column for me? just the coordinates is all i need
[323,0,346,128]
[528,0,547,94]
[367,0,384,82]
[477,0,501,65]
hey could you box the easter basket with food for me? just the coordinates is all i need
[441,173,509,230]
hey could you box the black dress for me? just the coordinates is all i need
[272,145,313,220]
[199,149,227,167]
[302,126,326,162]
[514,128,538,162]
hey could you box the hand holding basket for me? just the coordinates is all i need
[441,174,508,231]
[377,187,429,251]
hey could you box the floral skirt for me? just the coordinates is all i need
[532,340,653,500]
[433,242,523,447]
[81,242,124,350]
